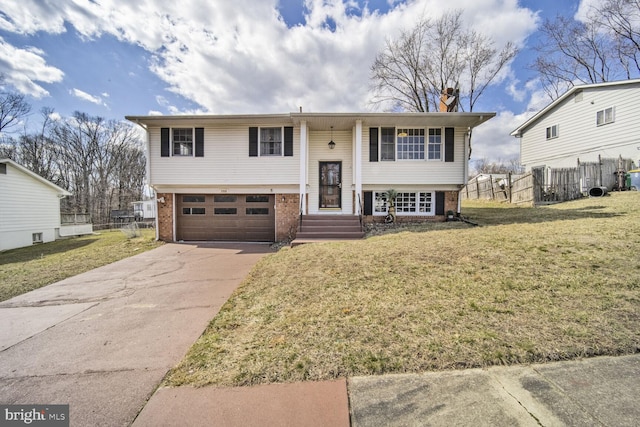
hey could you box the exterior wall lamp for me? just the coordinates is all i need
[328,126,335,149]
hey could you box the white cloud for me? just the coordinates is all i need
[471,109,530,165]
[0,37,64,98]
[0,0,539,113]
[0,0,546,163]
[70,88,107,106]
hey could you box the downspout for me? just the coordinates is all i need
[460,127,471,215]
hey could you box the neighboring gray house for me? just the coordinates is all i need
[511,79,640,171]
[0,159,72,251]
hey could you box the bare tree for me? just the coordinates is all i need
[0,79,31,135]
[472,157,523,175]
[52,112,145,224]
[533,2,640,100]
[370,10,518,113]
[15,108,59,182]
[591,0,640,77]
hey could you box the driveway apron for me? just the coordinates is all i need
[0,242,272,427]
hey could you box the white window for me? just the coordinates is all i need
[380,127,395,161]
[173,128,194,156]
[596,107,615,126]
[546,124,558,140]
[397,128,425,160]
[260,127,282,156]
[32,232,43,243]
[427,128,442,160]
[373,191,434,216]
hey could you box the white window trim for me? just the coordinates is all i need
[380,127,396,161]
[258,126,284,157]
[427,127,444,161]
[596,106,615,127]
[373,191,436,216]
[546,124,559,140]
[396,128,426,161]
[171,127,195,157]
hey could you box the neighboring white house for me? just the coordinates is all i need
[132,199,156,220]
[127,111,494,242]
[511,79,640,170]
[0,159,72,251]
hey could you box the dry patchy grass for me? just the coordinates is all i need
[166,193,640,387]
[0,229,162,301]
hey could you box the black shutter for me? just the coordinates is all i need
[249,127,258,157]
[435,191,445,215]
[284,126,293,156]
[161,128,170,157]
[195,128,204,157]
[364,191,373,215]
[369,128,378,162]
[444,127,455,162]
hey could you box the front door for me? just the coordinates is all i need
[319,161,342,209]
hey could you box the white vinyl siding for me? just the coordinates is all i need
[149,125,299,187]
[362,128,466,185]
[520,83,640,170]
[0,163,63,251]
[307,129,353,214]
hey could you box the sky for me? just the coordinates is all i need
[0,0,601,168]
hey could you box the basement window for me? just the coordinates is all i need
[32,233,43,244]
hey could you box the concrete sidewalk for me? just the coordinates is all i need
[0,242,272,427]
[133,353,639,426]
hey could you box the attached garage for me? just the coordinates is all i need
[176,194,275,241]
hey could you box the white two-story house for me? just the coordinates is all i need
[126,112,494,242]
[511,79,640,170]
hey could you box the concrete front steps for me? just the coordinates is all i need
[291,215,365,246]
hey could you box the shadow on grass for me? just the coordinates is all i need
[462,206,621,227]
[0,238,98,265]
[364,204,623,238]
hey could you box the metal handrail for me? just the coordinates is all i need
[357,193,363,232]
[299,194,304,229]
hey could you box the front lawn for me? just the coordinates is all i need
[0,228,162,302]
[166,192,640,387]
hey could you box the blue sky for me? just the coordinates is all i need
[0,0,594,166]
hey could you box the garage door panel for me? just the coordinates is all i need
[177,194,274,241]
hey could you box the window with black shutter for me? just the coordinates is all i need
[369,128,379,162]
[161,128,170,157]
[444,127,454,162]
[249,127,258,157]
[195,128,204,157]
[284,126,293,156]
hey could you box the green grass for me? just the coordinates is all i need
[166,192,640,387]
[0,228,163,302]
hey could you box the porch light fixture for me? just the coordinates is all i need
[397,130,408,137]
[328,126,336,149]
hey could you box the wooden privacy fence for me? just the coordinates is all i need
[462,156,635,205]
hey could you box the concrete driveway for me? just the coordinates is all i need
[0,242,272,426]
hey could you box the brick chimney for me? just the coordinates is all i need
[439,87,459,112]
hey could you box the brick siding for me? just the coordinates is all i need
[156,193,174,241]
[275,193,300,241]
